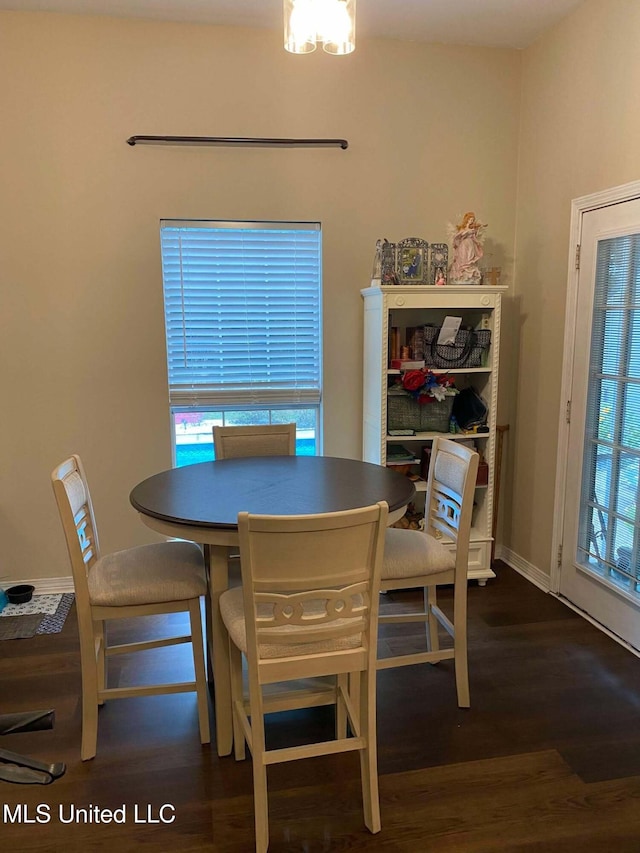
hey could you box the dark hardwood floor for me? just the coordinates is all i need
[2,561,640,851]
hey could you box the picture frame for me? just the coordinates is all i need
[429,242,449,285]
[396,237,429,284]
[380,239,399,284]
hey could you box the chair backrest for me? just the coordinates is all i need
[212,423,296,460]
[51,455,100,619]
[424,437,479,573]
[237,502,388,679]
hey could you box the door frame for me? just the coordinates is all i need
[551,179,640,595]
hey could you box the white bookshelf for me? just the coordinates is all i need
[361,283,507,584]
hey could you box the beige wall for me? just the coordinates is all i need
[505,0,640,574]
[0,12,520,582]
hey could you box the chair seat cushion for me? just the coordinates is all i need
[88,541,206,607]
[382,528,454,581]
[219,586,362,660]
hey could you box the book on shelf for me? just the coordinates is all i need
[390,359,426,370]
[390,326,400,361]
[406,326,425,361]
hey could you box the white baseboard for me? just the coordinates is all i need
[3,576,75,595]
[495,545,551,593]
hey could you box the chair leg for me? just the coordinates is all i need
[203,545,214,680]
[253,758,269,853]
[96,621,106,705]
[358,669,381,834]
[229,641,246,761]
[249,690,269,853]
[349,671,361,735]
[188,598,211,745]
[207,545,233,757]
[79,629,99,761]
[453,581,470,708]
[336,674,348,739]
[425,585,440,655]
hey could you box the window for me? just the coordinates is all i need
[578,234,640,591]
[160,221,322,464]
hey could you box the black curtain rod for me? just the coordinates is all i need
[126,135,348,149]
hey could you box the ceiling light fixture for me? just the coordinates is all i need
[284,0,356,55]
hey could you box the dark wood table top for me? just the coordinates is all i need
[130,456,415,530]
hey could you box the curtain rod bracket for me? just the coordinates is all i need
[126,135,348,149]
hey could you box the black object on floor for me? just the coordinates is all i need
[0,710,66,785]
[5,584,35,605]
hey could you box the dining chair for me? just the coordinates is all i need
[51,454,210,760]
[212,423,296,459]
[377,437,479,708]
[212,423,297,569]
[219,501,388,853]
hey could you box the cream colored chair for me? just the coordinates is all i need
[212,423,297,567]
[220,502,388,853]
[51,455,210,760]
[213,423,296,459]
[378,437,479,708]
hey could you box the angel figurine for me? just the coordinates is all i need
[448,212,487,284]
[371,239,383,281]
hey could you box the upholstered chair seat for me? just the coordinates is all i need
[88,541,206,607]
[382,528,454,580]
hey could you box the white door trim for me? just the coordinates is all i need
[551,179,640,594]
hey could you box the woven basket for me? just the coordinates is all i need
[387,393,454,433]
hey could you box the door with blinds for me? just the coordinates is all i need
[559,198,640,650]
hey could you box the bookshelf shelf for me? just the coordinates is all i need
[386,431,492,442]
[387,367,492,376]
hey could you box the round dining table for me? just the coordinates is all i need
[130,455,415,756]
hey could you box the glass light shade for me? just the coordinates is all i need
[284,0,318,53]
[284,0,356,55]
[322,0,356,55]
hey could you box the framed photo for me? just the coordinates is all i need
[430,242,449,285]
[396,237,429,284]
[380,240,398,284]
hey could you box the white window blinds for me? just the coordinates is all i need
[160,221,322,407]
[578,234,640,587]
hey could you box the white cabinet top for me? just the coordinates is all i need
[362,283,507,310]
